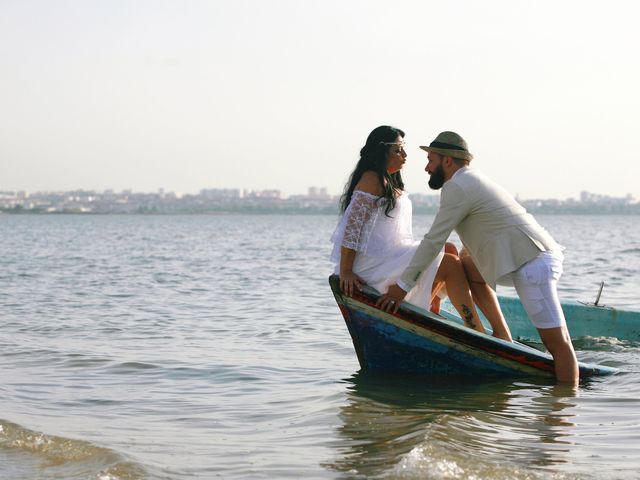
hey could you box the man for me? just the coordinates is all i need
[377,131,579,385]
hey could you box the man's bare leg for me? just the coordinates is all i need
[460,252,513,341]
[538,326,579,385]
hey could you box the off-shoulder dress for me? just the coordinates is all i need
[330,190,444,310]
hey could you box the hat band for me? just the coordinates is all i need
[429,141,467,152]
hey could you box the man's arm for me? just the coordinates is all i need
[400,183,470,288]
[377,182,472,313]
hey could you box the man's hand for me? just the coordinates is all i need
[376,284,407,313]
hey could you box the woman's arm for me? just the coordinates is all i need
[338,171,383,296]
[339,247,363,297]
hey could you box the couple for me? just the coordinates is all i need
[331,126,578,385]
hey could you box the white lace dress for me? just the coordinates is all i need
[330,190,444,311]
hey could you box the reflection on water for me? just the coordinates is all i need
[327,372,582,479]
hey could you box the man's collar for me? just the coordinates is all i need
[450,166,469,181]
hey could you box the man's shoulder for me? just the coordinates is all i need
[452,167,496,188]
[453,167,520,208]
[456,166,481,178]
[449,167,480,187]
[447,167,507,205]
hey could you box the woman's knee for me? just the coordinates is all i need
[444,242,459,256]
[439,253,464,279]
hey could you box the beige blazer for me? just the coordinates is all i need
[400,167,561,289]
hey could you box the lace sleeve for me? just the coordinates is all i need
[330,191,381,259]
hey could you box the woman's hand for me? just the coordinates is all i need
[340,270,365,297]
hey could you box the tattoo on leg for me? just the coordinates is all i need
[462,304,477,329]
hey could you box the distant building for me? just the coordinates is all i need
[200,188,241,199]
[308,187,330,199]
[580,191,634,205]
[243,189,283,199]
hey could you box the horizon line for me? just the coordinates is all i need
[0,187,636,203]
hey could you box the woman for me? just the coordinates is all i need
[330,125,486,334]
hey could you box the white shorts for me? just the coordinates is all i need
[506,250,567,330]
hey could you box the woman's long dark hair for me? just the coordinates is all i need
[340,125,405,216]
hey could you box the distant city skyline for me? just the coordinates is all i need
[1,185,636,215]
[2,1,639,199]
[1,185,636,203]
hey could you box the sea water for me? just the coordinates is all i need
[1,214,639,479]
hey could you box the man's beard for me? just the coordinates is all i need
[428,164,445,190]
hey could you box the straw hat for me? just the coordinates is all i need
[419,131,473,161]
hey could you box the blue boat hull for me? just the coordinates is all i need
[329,275,617,379]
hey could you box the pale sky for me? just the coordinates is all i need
[1,0,639,199]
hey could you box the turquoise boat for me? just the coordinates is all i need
[329,275,618,379]
[440,292,640,343]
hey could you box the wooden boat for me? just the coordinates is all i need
[328,275,617,379]
[451,294,640,343]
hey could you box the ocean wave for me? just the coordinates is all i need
[391,439,582,480]
[573,336,639,351]
[0,419,148,480]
